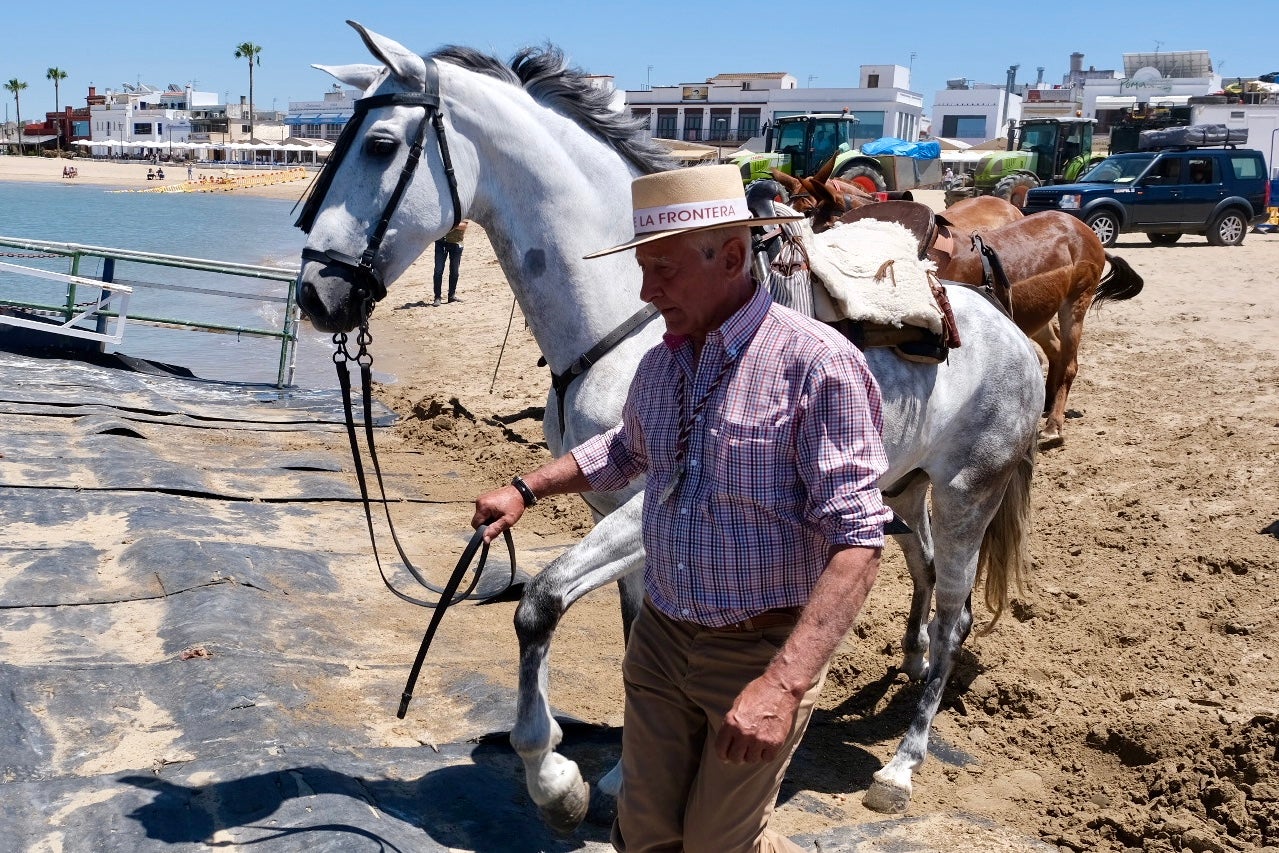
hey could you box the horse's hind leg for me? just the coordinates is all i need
[864,474,1010,814]
[1039,287,1091,448]
[510,494,645,834]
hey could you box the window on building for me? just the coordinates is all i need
[738,111,760,139]
[133,123,153,135]
[683,110,703,141]
[867,74,880,88]
[941,115,987,138]
[655,110,677,140]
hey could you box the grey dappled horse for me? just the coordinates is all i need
[295,21,1044,831]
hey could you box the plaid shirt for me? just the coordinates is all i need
[572,286,891,627]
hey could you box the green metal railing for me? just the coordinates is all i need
[0,235,301,387]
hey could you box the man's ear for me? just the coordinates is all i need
[720,231,749,274]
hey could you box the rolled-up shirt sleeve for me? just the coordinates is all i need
[797,348,893,547]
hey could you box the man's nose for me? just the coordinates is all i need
[639,273,659,303]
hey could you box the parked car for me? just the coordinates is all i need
[1022,143,1270,246]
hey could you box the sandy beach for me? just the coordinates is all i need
[0,154,312,200]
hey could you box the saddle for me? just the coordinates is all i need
[760,211,960,363]
[837,200,957,268]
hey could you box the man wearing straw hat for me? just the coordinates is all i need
[474,164,891,852]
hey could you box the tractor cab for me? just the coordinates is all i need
[1012,117,1095,183]
[964,116,1099,206]
[764,113,859,178]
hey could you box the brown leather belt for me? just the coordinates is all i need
[710,607,803,633]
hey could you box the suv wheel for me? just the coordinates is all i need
[1207,209,1248,246]
[1147,233,1181,245]
[1085,210,1120,247]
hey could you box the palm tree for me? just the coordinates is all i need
[233,42,263,141]
[4,79,27,155]
[46,67,68,153]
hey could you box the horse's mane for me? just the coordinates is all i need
[429,44,676,176]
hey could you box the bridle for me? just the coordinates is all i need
[295,59,464,325]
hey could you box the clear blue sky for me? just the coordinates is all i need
[4,1,1274,120]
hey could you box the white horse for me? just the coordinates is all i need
[296,21,1045,832]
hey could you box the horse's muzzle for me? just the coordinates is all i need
[297,260,363,333]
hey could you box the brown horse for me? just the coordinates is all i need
[935,211,1144,448]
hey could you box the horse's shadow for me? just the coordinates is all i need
[117,726,618,852]
[779,648,985,805]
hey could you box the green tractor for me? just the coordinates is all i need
[730,112,937,194]
[948,116,1102,207]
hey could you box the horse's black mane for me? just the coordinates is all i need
[429,45,676,175]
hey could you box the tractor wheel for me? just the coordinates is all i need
[837,163,888,195]
[1207,208,1248,246]
[1146,232,1181,246]
[1085,210,1120,247]
[993,173,1039,207]
[944,186,975,207]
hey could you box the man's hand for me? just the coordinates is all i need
[715,675,802,764]
[471,485,525,543]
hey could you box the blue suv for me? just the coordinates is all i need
[1022,145,1270,246]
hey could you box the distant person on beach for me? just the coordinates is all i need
[147,168,155,180]
[432,220,470,307]
[187,164,194,181]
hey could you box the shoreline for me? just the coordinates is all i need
[0,155,312,200]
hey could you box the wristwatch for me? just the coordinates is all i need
[511,475,538,507]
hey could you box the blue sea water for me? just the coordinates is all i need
[0,180,338,387]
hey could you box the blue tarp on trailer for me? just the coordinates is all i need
[860,138,941,159]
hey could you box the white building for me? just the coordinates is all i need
[930,82,1022,145]
[1084,51,1221,132]
[286,85,359,142]
[623,65,925,151]
[87,84,210,157]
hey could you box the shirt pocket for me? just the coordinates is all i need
[709,420,797,508]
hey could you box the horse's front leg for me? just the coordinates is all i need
[884,476,936,681]
[510,493,644,835]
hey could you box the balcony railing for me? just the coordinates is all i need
[654,128,758,143]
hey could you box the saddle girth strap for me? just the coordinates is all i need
[972,234,1015,322]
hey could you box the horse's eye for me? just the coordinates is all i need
[367,138,397,157]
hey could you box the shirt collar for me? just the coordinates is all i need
[660,285,772,358]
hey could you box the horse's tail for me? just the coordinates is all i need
[1096,253,1145,304]
[975,444,1035,635]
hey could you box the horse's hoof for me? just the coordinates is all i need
[863,774,912,814]
[538,777,590,837]
[1037,432,1065,451]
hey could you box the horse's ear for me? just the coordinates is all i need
[312,63,383,92]
[770,168,802,195]
[346,20,427,88]
[807,177,836,207]
[812,153,836,184]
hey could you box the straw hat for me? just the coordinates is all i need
[584,164,802,258]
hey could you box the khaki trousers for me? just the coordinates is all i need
[611,599,826,853]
